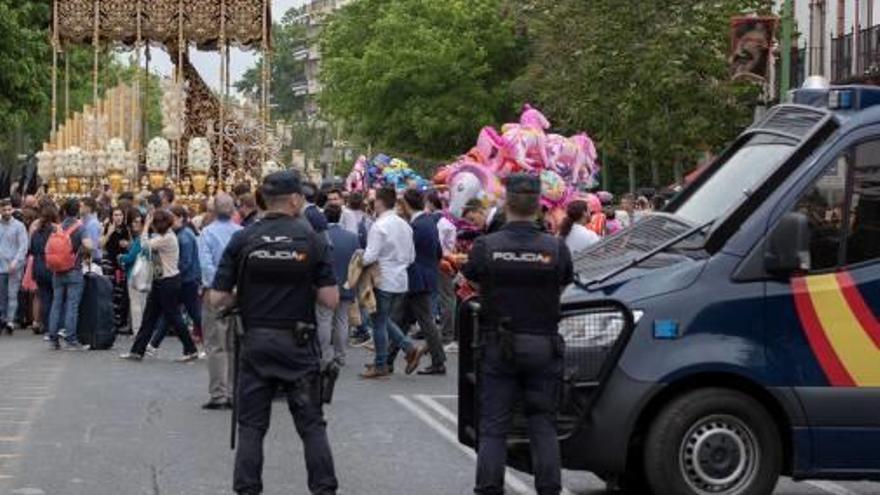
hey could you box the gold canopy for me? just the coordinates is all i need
[55,0,270,50]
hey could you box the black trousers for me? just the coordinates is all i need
[387,291,446,366]
[475,334,563,495]
[129,275,197,356]
[234,328,337,495]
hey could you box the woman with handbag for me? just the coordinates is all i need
[120,209,198,362]
[101,207,132,333]
[27,203,58,335]
[119,211,147,336]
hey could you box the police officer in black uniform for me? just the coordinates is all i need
[210,170,339,495]
[462,173,574,495]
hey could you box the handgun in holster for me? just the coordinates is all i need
[290,322,338,404]
[320,362,340,405]
[498,318,516,364]
[292,321,317,347]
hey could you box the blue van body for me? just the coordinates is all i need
[459,86,880,493]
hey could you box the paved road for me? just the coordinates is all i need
[0,332,877,495]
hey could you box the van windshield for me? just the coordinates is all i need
[674,134,796,225]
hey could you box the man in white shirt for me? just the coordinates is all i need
[426,192,457,345]
[359,187,423,379]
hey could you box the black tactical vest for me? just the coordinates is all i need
[237,216,320,329]
[480,224,564,334]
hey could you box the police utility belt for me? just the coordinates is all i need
[248,321,318,348]
[484,319,564,363]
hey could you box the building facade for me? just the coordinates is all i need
[292,0,353,114]
[787,1,880,84]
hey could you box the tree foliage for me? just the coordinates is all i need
[235,7,307,119]
[518,0,773,189]
[319,0,526,159]
[0,0,162,162]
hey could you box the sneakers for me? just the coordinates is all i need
[119,352,144,361]
[49,339,61,350]
[145,344,159,357]
[63,342,88,351]
[175,352,199,363]
[443,342,459,354]
[349,334,372,348]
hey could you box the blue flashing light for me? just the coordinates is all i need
[653,320,680,340]
[792,85,880,112]
[828,89,853,110]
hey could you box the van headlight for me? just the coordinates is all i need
[558,310,643,348]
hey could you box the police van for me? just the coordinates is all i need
[459,84,880,495]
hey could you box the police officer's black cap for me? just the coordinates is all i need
[505,173,541,195]
[261,170,302,196]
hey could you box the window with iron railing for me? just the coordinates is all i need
[831,25,880,83]
[858,25,880,74]
[831,33,853,83]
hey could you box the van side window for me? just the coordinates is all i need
[846,140,880,266]
[793,155,847,272]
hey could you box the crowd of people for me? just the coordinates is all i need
[0,180,666,393]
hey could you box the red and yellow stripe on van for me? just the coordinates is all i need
[792,272,880,387]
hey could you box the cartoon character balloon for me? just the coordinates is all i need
[447,161,503,218]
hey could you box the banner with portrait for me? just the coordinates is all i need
[730,17,779,84]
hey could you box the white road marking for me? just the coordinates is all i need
[0,437,23,442]
[392,395,537,495]
[805,480,861,495]
[395,395,577,495]
[415,395,458,424]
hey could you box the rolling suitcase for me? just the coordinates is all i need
[77,270,116,350]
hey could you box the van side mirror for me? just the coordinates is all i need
[765,212,811,275]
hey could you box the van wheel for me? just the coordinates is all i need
[643,388,781,495]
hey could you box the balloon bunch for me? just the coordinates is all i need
[345,154,430,192]
[435,105,601,231]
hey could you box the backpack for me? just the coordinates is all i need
[45,222,80,273]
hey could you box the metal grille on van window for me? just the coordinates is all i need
[573,214,692,280]
[559,309,629,384]
[754,106,826,138]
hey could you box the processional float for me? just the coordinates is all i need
[39,0,283,203]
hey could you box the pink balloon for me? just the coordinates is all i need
[520,104,551,130]
[500,124,547,171]
[585,193,602,214]
[345,155,368,192]
[476,127,506,169]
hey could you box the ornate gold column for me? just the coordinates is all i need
[51,0,59,136]
[260,0,269,167]
[219,0,226,181]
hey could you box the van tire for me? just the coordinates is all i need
[643,388,781,495]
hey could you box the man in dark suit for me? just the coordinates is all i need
[322,203,360,366]
[302,182,328,233]
[389,188,447,374]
